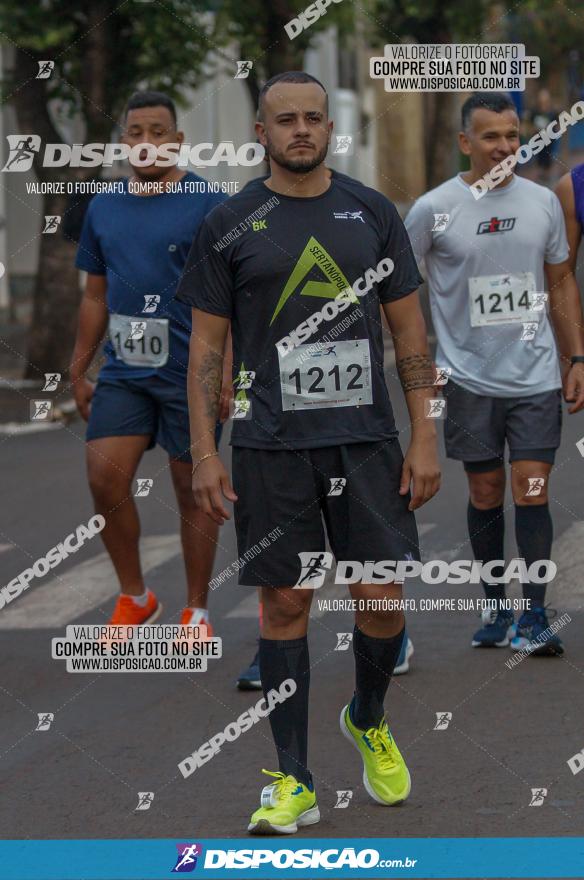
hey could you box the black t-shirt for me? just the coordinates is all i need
[176,174,423,449]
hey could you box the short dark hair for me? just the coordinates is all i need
[461,92,517,130]
[124,90,177,126]
[257,71,328,121]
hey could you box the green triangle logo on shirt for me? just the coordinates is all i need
[269,235,355,325]
[235,361,247,403]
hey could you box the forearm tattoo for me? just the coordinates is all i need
[197,349,223,420]
[397,354,435,392]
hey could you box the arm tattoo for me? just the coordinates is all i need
[396,354,434,392]
[197,349,223,420]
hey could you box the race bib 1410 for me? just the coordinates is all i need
[109,314,169,368]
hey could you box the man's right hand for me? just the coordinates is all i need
[72,376,95,421]
[192,455,238,525]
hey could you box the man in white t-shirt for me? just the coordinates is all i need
[406,92,584,655]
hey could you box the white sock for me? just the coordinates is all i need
[130,590,148,607]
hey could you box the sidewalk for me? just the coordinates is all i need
[0,322,77,429]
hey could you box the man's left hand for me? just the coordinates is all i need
[399,436,441,511]
[564,363,584,413]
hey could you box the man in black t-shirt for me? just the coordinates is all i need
[235,164,415,687]
[177,71,440,835]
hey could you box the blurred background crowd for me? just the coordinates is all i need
[0,0,583,387]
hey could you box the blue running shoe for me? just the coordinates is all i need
[471,607,515,647]
[236,643,262,690]
[394,630,413,675]
[510,606,564,656]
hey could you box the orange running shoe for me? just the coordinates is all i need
[176,608,213,650]
[108,590,162,626]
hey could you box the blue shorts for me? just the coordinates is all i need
[86,374,222,462]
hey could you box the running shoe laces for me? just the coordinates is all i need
[481,606,498,627]
[365,721,398,772]
[260,770,301,807]
[110,595,145,625]
[480,606,512,627]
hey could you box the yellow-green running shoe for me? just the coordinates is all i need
[248,769,320,835]
[340,703,411,805]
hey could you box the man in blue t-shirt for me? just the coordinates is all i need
[70,90,229,630]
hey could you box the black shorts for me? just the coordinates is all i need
[232,439,420,587]
[443,380,562,469]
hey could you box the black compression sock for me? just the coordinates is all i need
[467,501,506,607]
[259,636,312,788]
[351,624,405,730]
[515,503,552,607]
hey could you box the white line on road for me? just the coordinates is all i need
[0,421,63,436]
[225,590,259,620]
[0,534,182,629]
[546,521,584,610]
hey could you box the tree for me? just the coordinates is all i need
[370,0,584,187]
[0,0,351,379]
[507,1,584,101]
[212,0,353,110]
[0,1,215,377]
[370,0,501,188]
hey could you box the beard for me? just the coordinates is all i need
[266,136,329,174]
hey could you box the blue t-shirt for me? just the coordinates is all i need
[571,163,584,232]
[75,172,226,381]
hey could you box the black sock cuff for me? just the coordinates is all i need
[515,502,550,515]
[353,624,405,644]
[468,501,505,517]
[259,636,308,650]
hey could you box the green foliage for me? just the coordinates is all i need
[214,0,354,74]
[370,0,495,45]
[0,0,213,121]
[370,0,584,77]
[507,2,584,82]
[0,0,355,135]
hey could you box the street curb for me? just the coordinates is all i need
[0,398,77,434]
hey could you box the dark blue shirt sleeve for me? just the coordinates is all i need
[175,215,233,318]
[75,201,106,275]
[377,202,424,303]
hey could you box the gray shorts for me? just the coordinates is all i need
[443,380,562,471]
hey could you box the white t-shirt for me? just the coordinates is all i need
[405,173,568,397]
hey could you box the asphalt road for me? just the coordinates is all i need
[1,342,584,871]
